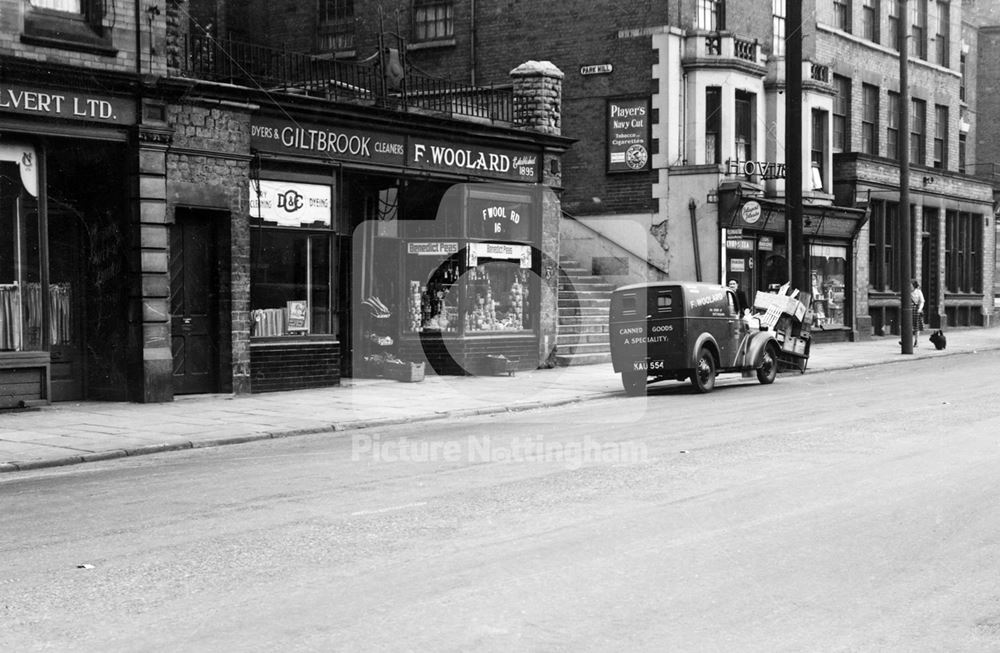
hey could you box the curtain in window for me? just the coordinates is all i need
[0,285,21,351]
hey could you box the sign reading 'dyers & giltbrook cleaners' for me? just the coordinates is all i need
[0,83,136,123]
[250,116,539,182]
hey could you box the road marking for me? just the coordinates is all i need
[351,501,427,517]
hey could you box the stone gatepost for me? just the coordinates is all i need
[510,61,565,366]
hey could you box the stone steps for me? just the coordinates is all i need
[555,257,614,367]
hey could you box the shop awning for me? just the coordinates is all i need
[718,184,869,241]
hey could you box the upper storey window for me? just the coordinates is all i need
[697,0,725,31]
[772,0,785,56]
[413,0,454,42]
[320,0,355,52]
[23,0,116,54]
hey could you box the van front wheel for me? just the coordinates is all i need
[756,343,779,385]
[690,348,716,393]
[621,371,647,396]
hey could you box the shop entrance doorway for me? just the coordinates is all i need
[170,209,220,394]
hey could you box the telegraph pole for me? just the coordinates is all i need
[786,0,807,293]
[899,0,913,354]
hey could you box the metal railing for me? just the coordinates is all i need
[177,33,513,123]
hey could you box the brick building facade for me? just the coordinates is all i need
[1,0,569,405]
[224,0,1000,341]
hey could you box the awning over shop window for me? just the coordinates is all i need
[718,184,869,241]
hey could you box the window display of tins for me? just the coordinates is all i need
[403,242,535,336]
[404,245,461,333]
[464,264,531,332]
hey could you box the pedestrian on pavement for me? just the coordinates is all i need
[728,279,749,316]
[910,279,925,347]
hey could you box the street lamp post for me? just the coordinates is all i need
[899,0,913,354]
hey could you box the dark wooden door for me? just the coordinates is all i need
[170,212,219,394]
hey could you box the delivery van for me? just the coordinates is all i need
[609,281,781,395]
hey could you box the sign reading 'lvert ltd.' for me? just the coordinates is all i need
[0,84,135,124]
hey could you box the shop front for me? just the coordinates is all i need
[1,79,136,407]
[718,182,868,342]
[247,111,565,390]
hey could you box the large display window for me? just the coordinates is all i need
[403,244,534,335]
[249,180,337,338]
[809,244,847,327]
[0,158,44,352]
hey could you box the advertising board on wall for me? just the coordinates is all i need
[607,97,651,173]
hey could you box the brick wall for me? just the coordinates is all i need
[0,0,167,76]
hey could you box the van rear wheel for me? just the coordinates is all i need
[690,347,716,393]
[621,371,647,396]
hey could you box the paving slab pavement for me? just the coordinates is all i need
[2,327,999,473]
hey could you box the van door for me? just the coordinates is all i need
[718,291,745,367]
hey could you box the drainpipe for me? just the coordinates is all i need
[689,198,702,281]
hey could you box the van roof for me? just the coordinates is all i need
[613,281,727,294]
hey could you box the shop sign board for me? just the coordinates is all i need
[607,97,650,173]
[467,242,532,268]
[250,116,540,182]
[730,258,746,272]
[726,238,754,251]
[580,64,613,75]
[759,236,774,251]
[407,242,459,255]
[0,83,135,124]
[250,180,332,227]
[409,139,539,182]
[726,160,786,179]
[740,200,762,225]
[251,116,406,166]
[466,197,532,240]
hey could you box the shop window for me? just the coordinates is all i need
[772,0,785,56]
[705,86,722,165]
[809,244,847,327]
[910,98,926,166]
[945,210,982,293]
[249,181,336,338]
[413,0,453,42]
[23,0,115,54]
[403,249,534,334]
[319,0,355,51]
[862,0,879,43]
[698,0,725,30]
[833,75,850,153]
[862,84,879,155]
[868,201,899,292]
[933,104,947,169]
[0,160,43,352]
